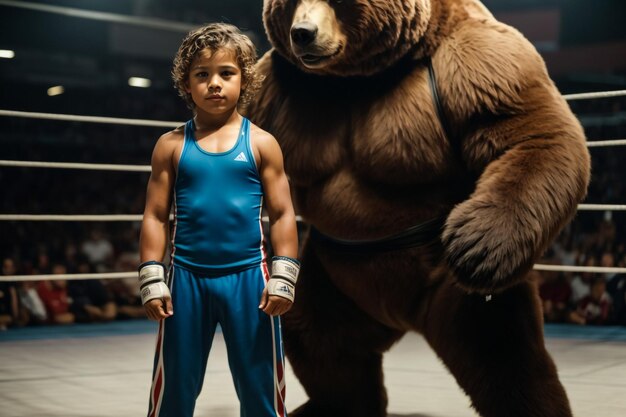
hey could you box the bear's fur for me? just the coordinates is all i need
[247,1,590,416]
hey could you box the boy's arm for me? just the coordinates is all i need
[256,130,299,316]
[139,133,176,320]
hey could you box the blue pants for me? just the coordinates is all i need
[147,264,287,417]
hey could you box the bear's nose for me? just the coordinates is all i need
[291,22,318,47]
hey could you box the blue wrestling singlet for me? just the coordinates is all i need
[148,117,287,417]
[172,117,264,275]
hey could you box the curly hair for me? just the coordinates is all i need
[172,23,262,109]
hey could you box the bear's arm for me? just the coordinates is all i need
[436,20,590,293]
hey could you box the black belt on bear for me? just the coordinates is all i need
[309,216,445,253]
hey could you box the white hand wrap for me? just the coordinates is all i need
[267,256,300,303]
[138,261,171,305]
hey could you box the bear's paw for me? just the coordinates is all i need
[442,199,536,293]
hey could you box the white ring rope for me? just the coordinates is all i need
[0,110,181,128]
[577,204,626,211]
[0,214,147,222]
[0,160,151,172]
[586,139,626,148]
[0,214,304,222]
[562,90,626,101]
[533,265,626,274]
[1,264,624,282]
[0,204,622,223]
[0,272,136,282]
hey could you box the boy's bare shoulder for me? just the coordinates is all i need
[153,125,185,153]
[158,125,186,146]
[249,122,278,146]
[249,122,284,169]
[150,125,186,169]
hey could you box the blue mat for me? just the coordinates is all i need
[0,319,158,342]
[1,321,625,343]
[544,323,626,342]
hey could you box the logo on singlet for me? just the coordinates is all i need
[234,152,247,162]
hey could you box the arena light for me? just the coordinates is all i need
[0,49,15,59]
[47,86,65,96]
[128,77,151,88]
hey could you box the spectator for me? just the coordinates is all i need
[0,258,19,330]
[600,251,617,281]
[607,256,626,325]
[36,264,75,325]
[68,257,117,322]
[109,251,145,320]
[64,242,80,273]
[538,267,572,323]
[81,229,114,271]
[570,256,597,304]
[35,250,51,274]
[553,236,578,267]
[6,256,48,326]
[17,281,48,325]
[570,276,612,325]
[107,278,145,320]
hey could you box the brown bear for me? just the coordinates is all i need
[246,1,591,416]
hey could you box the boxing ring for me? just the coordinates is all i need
[1,2,626,416]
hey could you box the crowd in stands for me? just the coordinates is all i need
[536,217,626,326]
[536,96,626,326]
[0,228,146,330]
[1,86,625,330]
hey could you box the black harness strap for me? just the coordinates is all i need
[309,216,445,254]
[427,56,461,159]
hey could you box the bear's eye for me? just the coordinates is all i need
[331,0,344,4]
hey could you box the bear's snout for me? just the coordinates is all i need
[291,22,318,47]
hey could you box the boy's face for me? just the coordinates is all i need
[186,48,243,115]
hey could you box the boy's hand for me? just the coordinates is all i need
[138,261,173,321]
[259,256,300,316]
[144,297,174,321]
[259,288,293,316]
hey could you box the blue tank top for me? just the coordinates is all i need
[172,117,265,275]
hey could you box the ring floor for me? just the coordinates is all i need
[1,321,625,417]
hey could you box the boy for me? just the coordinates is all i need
[139,23,299,417]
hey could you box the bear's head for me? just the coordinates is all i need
[263,0,434,76]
